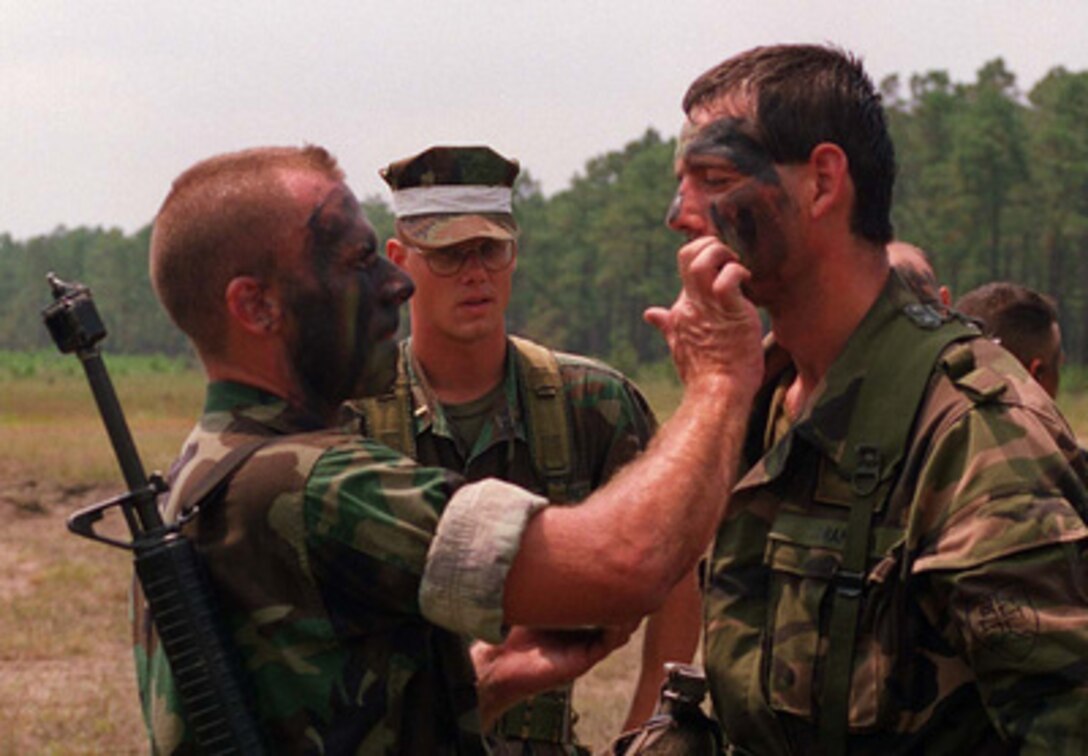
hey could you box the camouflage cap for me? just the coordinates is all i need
[380,146,520,249]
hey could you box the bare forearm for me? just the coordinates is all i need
[504,374,750,626]
[623,569,702,730]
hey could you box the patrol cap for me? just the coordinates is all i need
[380,145,520,249]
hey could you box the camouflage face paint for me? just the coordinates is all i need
[683,117,779,184]
[286,186,411,411]
[679,117,798,302]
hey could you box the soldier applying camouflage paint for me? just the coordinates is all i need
[666,43,1088,753]
[343,145,700,755]
[136,144,763,753]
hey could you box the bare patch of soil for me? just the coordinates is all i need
[0,475,145,755]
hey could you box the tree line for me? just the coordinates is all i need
[3,58,1086,372]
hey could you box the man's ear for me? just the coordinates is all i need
[939,285,952,308]
[1028,356,1044,380]
[808,142,849,221]
[387,237,409,268]
[225,276,281,335]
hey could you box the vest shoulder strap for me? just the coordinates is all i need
[350,338,574,500]
[510,336,574,502]
[349,342,416,458]
[819,314,978,753]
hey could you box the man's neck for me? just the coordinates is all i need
[204,349,336,424]
[771,244,890,418]
[409,328,508,405]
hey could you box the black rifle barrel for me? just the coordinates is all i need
[76,348,162,530]
[42,274,265,755]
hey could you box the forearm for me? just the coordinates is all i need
[503,374,751,627]
[623,569,702,730]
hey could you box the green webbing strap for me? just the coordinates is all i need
[510,336,573,503]
[355,338,573,501]
[355,342,416,458]
[817,311,977,755]
[818,445,883,756]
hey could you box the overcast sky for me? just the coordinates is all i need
[2,0,1086,241]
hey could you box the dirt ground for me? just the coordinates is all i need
[0,467,145,754]
[0,464,644,754]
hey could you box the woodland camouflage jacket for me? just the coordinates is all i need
[346,336,657,502]
[703,273,1088,754]
[133,381,525,755]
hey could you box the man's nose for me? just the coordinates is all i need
[383,259,415,304]
[666,186,709,238]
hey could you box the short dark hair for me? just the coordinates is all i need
[955,282,1060,369]
[683,44,896,244]
[149,145,343,356]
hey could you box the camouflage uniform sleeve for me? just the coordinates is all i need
[909,384,1088,750]
[303,439,462,615]
[560,357,659,483]
[607,375,658,467]
[419,478,548,643]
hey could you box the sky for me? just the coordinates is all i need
[2,0,1086,241]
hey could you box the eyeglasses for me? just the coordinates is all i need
[412,239,515,277]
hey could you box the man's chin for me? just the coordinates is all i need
[351,339,400,398]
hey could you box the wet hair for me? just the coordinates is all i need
[683,44,896,244]
[955,282,1060,370]
[149,145,343,356]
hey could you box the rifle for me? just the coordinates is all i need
[42,273,265,755]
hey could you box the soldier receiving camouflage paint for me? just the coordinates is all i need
[135,144,763,753]
[667,43,1088,754]
[344,145,700,754]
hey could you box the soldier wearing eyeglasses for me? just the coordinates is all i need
[345,146,702,754]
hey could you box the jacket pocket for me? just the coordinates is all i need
[762,511,904,728]
[763,525,840,718]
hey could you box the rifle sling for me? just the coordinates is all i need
[176,437,277,521]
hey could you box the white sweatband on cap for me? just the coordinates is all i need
[392,185,513,218]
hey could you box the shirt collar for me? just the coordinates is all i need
[795,271,921,465]
[739,272,924,489]
[403,337,528,450]
[203,380,327,434]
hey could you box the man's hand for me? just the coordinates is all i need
[644,236,763,398]
[471,624,636,729]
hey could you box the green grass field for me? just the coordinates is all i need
[2,350,1086,753]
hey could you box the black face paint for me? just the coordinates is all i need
[286,186,412,412]
[348,254,411,399]
[684,118,779,184]
[665,191,683,228]
[680,117,797,303]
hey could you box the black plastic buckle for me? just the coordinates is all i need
[852,444,881,496]
[833,569,866,598]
